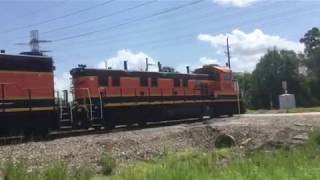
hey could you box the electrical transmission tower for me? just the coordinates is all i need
[16,30,51,56]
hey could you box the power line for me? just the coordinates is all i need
[41,2,214,44]
[0,0,116,34]
[42,1,157,35]
[144,7,320,50]
[52,1,285,48]
[3,0,69,22]
[60,3,317,54]
[53,0,205,42]
[50,5,319,71]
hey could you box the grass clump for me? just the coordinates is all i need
[99,153,116,176]
[44,162,68,180]
[309,128,320,146]
[2,161,40,180]
[1,161,93,180]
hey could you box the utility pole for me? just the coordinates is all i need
[145,58,149,72]
[145,57,154,72]
[226,37,231,69]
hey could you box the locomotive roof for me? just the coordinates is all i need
[194,65,231,73]
[0,53,52,59]
[211,66,231,73]
[0,53,54,72]
[70,68,210,80]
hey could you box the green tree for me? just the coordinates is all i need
[234,72,253,107]
[249,49,311,109]
[300,27,320,103]
[300,27,320,56]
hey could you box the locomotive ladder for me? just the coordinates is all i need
[86,88,104,129]
[57,91,73,130]
[78,88,104,129]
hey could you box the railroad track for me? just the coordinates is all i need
[0,117,215,146]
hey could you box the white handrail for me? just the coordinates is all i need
[98,88,104,119]
[77,88,93,121]
[69,102,73,123]
[86,88,93,121]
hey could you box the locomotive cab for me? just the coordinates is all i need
[193,65,235,97]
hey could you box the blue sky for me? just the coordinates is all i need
[0,0,319,89]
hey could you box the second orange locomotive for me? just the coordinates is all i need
[70,63,245,129]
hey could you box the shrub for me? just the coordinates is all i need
[99,153,115,176]
[44,162,68,180]
[73,167,94,180]
[309,128,320,146]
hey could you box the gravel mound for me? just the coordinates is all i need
[0,113,319,172]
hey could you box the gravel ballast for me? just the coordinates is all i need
[0,113,319,172]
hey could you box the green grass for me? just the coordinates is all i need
[99,153,116,176]
[2,130,320,180]
[1,161,94,180]
[103,129,320,180]
[248,106,320,114]
[105,147,320,180]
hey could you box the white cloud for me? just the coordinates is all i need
[213,0,260,7]
[198,29,304,72]
[199,57,220,65]
[54,72,71,91]
[176,57,220,73]
[97,49,158,72]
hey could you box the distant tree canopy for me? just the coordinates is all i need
[300,27,320,56]
[236,27,320,109]
[300,27,320,102]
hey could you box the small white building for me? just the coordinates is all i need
[279,94,296,109]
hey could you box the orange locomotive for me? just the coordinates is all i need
[0,51,245,136]
[70,64,245,129]
[0,53,56,135]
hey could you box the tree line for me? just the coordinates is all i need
[235,27,320,109]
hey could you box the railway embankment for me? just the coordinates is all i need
[0,112,319,173]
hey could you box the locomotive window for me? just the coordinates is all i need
[112,76,120,86]
[140,76,148,87]
[182,79,188,87]
[209,72,219,81]
[151,77,158,87]
[223,74,231,81]
[174,78,180,87]
[98,76,108,86]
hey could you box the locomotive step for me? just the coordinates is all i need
[59,119,72,122]
[59,126,73,130]
[91,123,103,127]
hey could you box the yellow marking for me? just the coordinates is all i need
[0,71,53,75]
[1,97,54,100]
[213,99,241,102]
[103,99,242,107]
[1,107,54,112]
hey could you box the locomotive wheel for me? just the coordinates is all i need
[199,105,211,120]
[104,121,115,130]
[138,121,147,127]
[73,106,90,129]
[73,118,90,129]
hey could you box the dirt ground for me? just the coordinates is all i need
[0,112,319,172]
